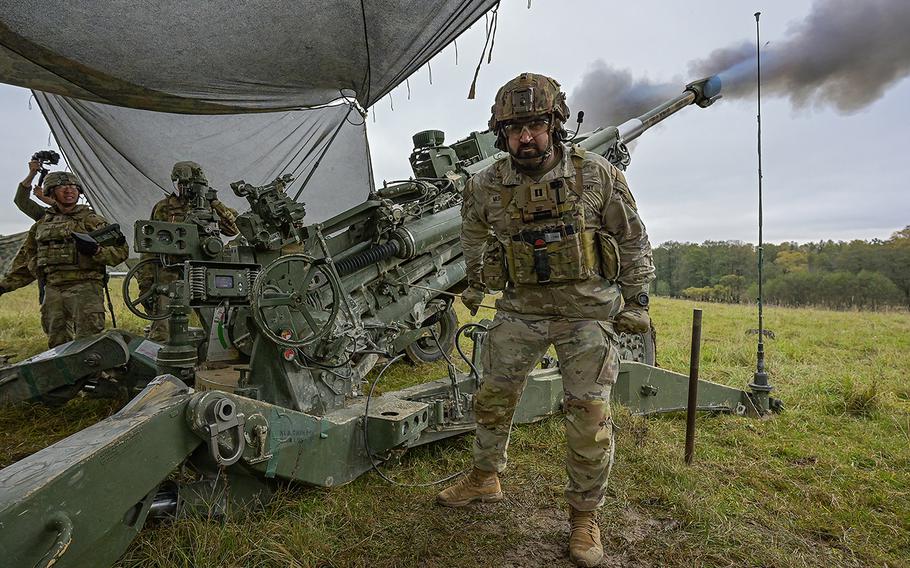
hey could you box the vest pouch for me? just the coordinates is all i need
[546,229,596,282]
[507,226,596,285]
[35,221,78,267]
[545,192,598,283]
[481,239,507,292]
[43,241,77,266]
[597,230,621,281]
[505,237,535,285]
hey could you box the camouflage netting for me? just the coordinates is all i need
[33,96,367,246]
[0,1,497,245]
[0,232,26,277]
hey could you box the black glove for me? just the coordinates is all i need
[73,223,126,257]
[461,284,485,316]
[72,232,100,256]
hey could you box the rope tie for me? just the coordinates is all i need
[467,1,500,100]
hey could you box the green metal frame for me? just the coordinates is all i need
[0,377,199,568]
[0,330,161,406]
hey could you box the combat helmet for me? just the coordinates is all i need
[171,161,208,186]
[489,72,570,150]
[43,171,83,196]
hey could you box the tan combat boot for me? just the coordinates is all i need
[435,467,503,507]
[568,507,604,567]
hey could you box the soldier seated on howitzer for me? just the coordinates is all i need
[435,73,654,568]
[138,161,239,343]
[0,171,129,348]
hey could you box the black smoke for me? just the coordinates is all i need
[568,63,679,131]
[692,0,910,112]
[569,0,910,125]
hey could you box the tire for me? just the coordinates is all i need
[617,325,657,366]
[404,306,458,364]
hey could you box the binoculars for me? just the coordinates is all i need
[31,149,61,187]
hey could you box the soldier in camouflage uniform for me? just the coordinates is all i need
[436,73,654,567]
[4,162,46,307]
[0,171,129,348]
[138,161,239,342]
[7,159,58,306]
[16,159,55,221]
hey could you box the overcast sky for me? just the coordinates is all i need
[1,0,907,246]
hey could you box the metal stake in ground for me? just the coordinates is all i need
[685,308,703,465]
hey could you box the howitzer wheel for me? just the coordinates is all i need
[404,305,458,364]
[617,326,657,366]
[250,254,341,348]
[122,257,174,321]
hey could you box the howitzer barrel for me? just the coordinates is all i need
[579,94,691,155]
[578,75,722,155]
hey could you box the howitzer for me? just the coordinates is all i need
[0,76,722,407]
[0,76,774,568]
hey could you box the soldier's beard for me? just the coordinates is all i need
[511,140,556,172]
[518,139,545,155]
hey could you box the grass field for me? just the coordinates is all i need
[1,281,908,567]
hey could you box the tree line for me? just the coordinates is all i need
[652,226,910,310]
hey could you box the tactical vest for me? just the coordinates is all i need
[482,148,621,289]
[152,195,191,222]
[153,195,238,236]
[34,207,104,282]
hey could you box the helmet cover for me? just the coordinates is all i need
[43,171,83,196]
[171,161,208,185]
[488,72,569,131]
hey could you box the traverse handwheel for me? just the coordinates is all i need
[122,257,174,321]
[249,254,342,348]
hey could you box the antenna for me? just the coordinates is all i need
[749,11,773,414]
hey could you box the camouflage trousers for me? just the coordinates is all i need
[41,281,106,348]
[146,295,171,343]
[142,266,180,343]
[474,310,619,511]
